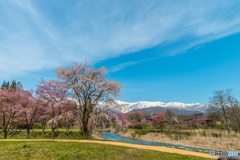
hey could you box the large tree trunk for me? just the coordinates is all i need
[4,129,8,138]
[11,128,14,136]
[66,127,69,136]
[51,128,55,138]
[83,125,89,139]
[82,112,90,139]
[83,117,89,138]
[27,127,30,139]
[42,125,45,135]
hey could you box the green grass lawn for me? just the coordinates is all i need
[0,141,212,160]
[0,128,79,132]
[0,130,211,155]
[0,131,93,139]
[30,128,79,132]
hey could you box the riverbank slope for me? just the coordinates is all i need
[116,129,240,152]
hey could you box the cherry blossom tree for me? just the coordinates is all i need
[126,122,134,128]
[0,88,21,138]
[35,78,68,138]
[127,111,144,121]
[54,61,124,138]
[88,115,96,132]
[58,100,77,135]
[37,98,50,135]
[18,89,47,138]
[114,114,123,131]
[74,110,83,133]
[39,116,48,135]
[119,113,128,128]
[119,113,127,120]
[152,112,166,130]
[141,119,152,129]
[93,108,111,129]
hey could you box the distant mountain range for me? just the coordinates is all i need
[117,101,213,115]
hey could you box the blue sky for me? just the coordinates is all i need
[1,0,240,104]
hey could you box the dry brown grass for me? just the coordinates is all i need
[182,135,240,151]
[183,128,236,135]
[117,129,240,152]
[91,131,103,140]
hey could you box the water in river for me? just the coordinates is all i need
[99,131,211,152]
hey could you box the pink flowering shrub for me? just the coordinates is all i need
[126,122,135,128]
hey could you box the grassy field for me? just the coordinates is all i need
[0,141,212,160]
[0,130,93,139]
[23,128,79,132]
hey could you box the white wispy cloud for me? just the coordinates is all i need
[108,60,147,73]
[0,0,240,78]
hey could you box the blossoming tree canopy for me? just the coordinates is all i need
[119,113,127,120]
[18,89,48,138]
[58,99,78,135]
[54,61,124,138]
[35,78,69,138]
[0,87,22,138]
[152,112,166,130]
[127,111,145,121]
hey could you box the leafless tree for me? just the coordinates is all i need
[165,109,175,125]
[210,90,231,134]
[206,106,222,126]
[226,89,240,133]
[230,104,240,133]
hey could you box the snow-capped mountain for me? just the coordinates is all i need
[117,100,212,114]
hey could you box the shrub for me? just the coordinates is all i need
[23,144,30,148]
[200,131,206,137]
[137,132,142,137]
[134,121,144,129]
[33,124,42,129]
[131,133,136,138]
[112,124,116,128]
[142,124,151,130]
[24,152,31,157]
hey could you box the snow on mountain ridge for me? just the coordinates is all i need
[117,100,210,113]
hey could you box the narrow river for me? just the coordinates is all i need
[99,131,211,152]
